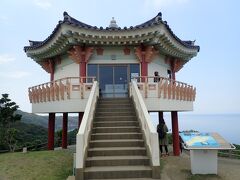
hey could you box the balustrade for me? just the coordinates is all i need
[28,77,96,104]
[133,76,196,101]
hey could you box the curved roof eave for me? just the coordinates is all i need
[24,12,200,57]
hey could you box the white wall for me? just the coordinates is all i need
[144,98,193,111]
[88,46,139,64]
[54,54,79,80]
[32,99,87,113]
[148,54,170,82]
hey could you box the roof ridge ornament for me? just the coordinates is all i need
[63,11,71,22]
[155,12,162,23]
[109,17,118,28]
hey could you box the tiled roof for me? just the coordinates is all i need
[24,12,200,52]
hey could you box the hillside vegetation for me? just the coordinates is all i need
[0,110,79,151]
[17,110,78,130]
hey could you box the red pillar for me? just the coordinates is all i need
[62,113,68,149]
[171,111,180,156]
[48,113,55,150]
[158,111,163,124]
[78,112,84,129]
[80,62,86,77]
[141,61,148,77]
[49,60,55,81]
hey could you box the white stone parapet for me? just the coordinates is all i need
[130,81,160,167]
[76,81,99,169]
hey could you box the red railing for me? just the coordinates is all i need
[133,76,196,101]
[28,77,96,104]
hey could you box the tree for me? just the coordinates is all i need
[0,94,21,151]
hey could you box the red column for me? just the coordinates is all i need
[158,111,163,124]
[62,113,68,149]
[49,60,55,81]
[141,60,148,77]
[80,62,86,83]
[80,62,86,77]
[48,113,55,150]
[171,111,180,156]
[78,112,84,129]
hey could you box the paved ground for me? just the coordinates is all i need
[161,150,240,180]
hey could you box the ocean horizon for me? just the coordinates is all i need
[150,113,240,145]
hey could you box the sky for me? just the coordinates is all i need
[0,0,240,114]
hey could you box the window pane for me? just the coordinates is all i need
[87,64,98,82]
[130,64,140,80]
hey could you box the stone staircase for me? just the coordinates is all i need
[83,98,158,179]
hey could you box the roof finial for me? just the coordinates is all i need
[109,17,118,28]
[63,11,71,22]
[155,12,162,22]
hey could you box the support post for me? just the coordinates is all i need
[62,113,68,149]
[48,113,55,150]
[141,60,148,77]
[171,111,180,156]
[78,112,84,129]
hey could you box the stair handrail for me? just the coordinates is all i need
[76,81,99,169]
[130,81,160,167]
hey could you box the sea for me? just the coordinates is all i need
[150,113,240,145]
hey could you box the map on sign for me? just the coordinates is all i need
[180,132,219,147]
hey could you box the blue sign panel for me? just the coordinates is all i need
[180,132,219,147]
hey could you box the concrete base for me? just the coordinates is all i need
[152,165,161,179]
[75,168,84,180]
[190,149,218,174]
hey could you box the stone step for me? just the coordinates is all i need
[99,98,131,102]
[91,132,142,140]
[98,100,131,104]
[89,139,144,148]
[89,178,154,180]
[94,116,137,122]
[84,166,152,179]
[98,104,133,108]
[87,147,147,157]
[96,108,133,113]
[92,127,140,133]
[95,112,135,117]
[86,156,150,167]
[93,121,139,128]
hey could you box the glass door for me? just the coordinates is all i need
[114,66,128,97]
[99,66,114,97]
[98,65,129,98]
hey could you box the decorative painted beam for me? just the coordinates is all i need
[68,46,94,64]
[39,59,54,75]
[135,45,157,63]
[96,47,104,55]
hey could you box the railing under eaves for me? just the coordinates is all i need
[76,81,99,173]
[130,81,160,170]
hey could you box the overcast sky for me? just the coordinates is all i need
[0,0,239,114]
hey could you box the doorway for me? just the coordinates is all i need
[87,64,140,98]
[99,65,128,97]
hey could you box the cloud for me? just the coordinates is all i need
[0,71,31,79]
[144,0,189,9]
[34,0,52,10]
[0,54,15,64]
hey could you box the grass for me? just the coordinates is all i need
[0,149,73,180]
